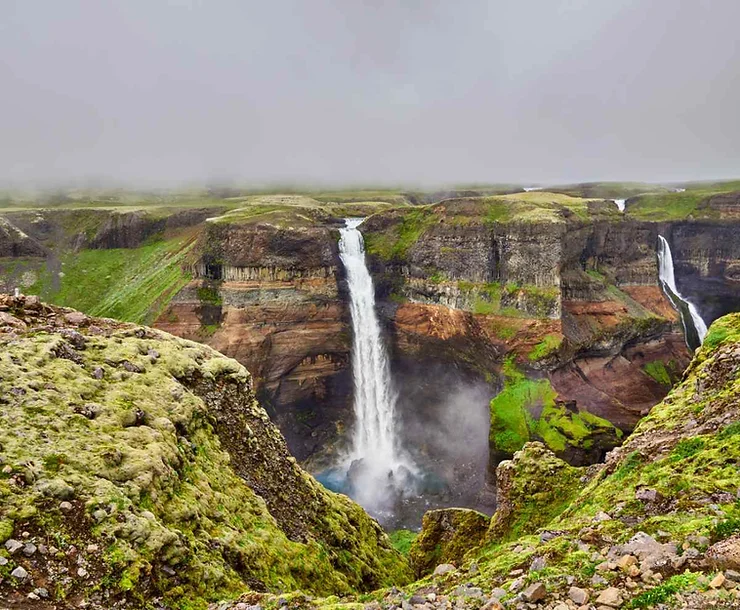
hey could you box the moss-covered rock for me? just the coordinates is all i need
[408,508,490,577]
[0,295,410,608]
[488,442,584,542]
[489,359,622,464]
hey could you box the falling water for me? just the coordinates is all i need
[338,218,414,515]
[657,235,708,347]
[613,199,626,212]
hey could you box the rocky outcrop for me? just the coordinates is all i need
[409,508,490,577]
[0,295,410,608]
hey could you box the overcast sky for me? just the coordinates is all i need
[2,0,739,188]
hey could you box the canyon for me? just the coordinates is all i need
[2,185,740,526]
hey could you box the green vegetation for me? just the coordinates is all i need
[489,359,618,456]
[626,573,700,608]
[389,530,418,556]
[27,235,195,325]
[528,334,562,361]
[363,208,436,261]
[642,360,672,386]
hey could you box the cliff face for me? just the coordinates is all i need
[0,296,410,608]
[156,219,352,463]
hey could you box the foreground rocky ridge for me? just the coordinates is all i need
[0,295,410,609]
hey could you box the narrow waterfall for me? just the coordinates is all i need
[613,199,626,212]
[338,218,414,515]
[657,235,708,348]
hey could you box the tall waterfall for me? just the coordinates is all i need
[338,218,413,514]
[613,199,626,212]
[657,235,708,347]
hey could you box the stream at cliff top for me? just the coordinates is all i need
[657,235,708,350]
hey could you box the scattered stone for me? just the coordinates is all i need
[595,587,623,608]
[11,565,29,580]
[0,556,8,566]
[591,574,607,586]
[635,488,660,502]
[709,573,726,589]
[568,587,589,605]
[616,554,637,570]
[594,512,612,522]
[480,598,503,610]
[408,595,426,605]
[64,311,88,325]
[509,577,525,592]
[468,561,479,575]
[552,604,569,610]
[59,500,73,512]
[34,587,49,599]
[86,544,99,553]
[433,563,456,577]
[726,570,740,582]
[522,582,546,603]
[77,567,88,578]
[530,556,546,572]
[5,538,23,554]
[490,588,507,599]
[2,465,12,474]
[92,367,104,380]
[22,542,36,556]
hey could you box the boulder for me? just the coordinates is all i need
[595,586,623,607]
[706,535,740,571]
[522,581,547,602]
[568,586,589,605]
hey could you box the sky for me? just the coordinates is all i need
[2,0,739,188]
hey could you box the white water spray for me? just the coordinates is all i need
[657,235,708,345]
[613,199,626,212]
[338,218,414,513]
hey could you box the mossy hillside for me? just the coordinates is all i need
[0,301,410,607]
[25,233,197,325]
[489,359,620,458]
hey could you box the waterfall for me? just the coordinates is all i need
[613,199,626,212]
[338,218,414,514]
[657,235,708,347]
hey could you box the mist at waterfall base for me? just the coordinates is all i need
[657,235,708,350]
[316,219,494,528]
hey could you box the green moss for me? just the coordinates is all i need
[528,334,562,361]
[0,520,12,544]
[489,359,619,457]
[389,530,418,556]
[196,285,222,306]
[0,324,410,606]
[409,509,490,575]
[642,360,672,386]
[363,208,436,261]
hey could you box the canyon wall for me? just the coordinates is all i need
[2,201,740,486]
